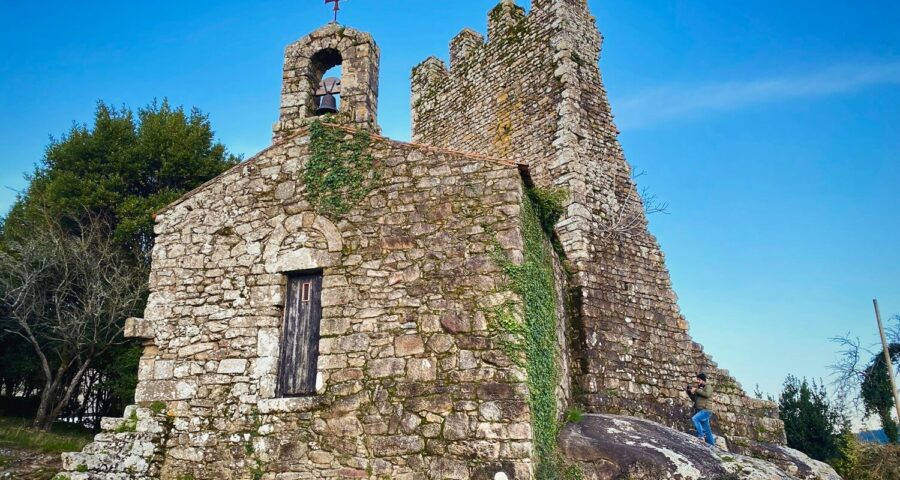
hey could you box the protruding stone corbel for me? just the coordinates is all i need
[124,317,155,340]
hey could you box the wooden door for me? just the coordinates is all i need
[277,272,323,396]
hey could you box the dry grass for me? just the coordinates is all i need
[854,443,900,480]
[0,416,93,453]
[832,439,900,480]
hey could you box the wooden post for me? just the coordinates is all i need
[873,298,900,424]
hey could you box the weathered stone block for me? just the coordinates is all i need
[371,436,424,457]
[369,358,406,378]
[124,317,155,339]
[443,413,470,441]
[407,358,436,381]
[217,359,248,374]
[394,335,425,356]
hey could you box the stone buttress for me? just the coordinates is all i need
[411,0,785,444]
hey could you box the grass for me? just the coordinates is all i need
[115,410,138,433]
[564,407,583,424]
[0,416,93,453]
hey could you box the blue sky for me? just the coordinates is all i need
[1,1,898,417]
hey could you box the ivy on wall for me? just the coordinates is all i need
[494,186,580,480]
[303,119,379,218]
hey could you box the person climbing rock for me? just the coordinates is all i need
[686,372,716,446]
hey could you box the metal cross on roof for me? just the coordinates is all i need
[325,0,343,24]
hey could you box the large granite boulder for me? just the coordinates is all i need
[560,414,842,480]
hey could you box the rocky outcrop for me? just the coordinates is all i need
[727,441,845,480]
[560,414,841,480]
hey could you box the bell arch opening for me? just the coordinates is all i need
[275,26,379,140]
[308,48,343,117]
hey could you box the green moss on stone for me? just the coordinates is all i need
[304,120,380,218]
[149,401,167,415]
[243,407,266,480]
[115,410,139,433]
[493,187,579,479]
[564,407,583,424]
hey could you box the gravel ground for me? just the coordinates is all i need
[0,446,61,480]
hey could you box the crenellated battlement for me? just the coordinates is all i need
[487,0,527,43]
[410,0,603,168]
[449,28,484,71]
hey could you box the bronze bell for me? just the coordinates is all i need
[315,93,338,115]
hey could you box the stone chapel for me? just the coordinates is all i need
[57,1,842,479]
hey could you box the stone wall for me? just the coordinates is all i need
[411,0,785,444]
[60,127,562,480]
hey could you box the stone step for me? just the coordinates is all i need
[55,404,166,480]
[63,473,153,480]
[99,416,127,432]
[62,448,156,475]
[98,406,166,435]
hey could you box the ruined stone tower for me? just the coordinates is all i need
[412,0,783,441]
[55,2,827,480]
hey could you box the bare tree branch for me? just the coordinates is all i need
[828,333,874,413]
[598,169,669,238]
[889,315,900,345]
[0,206,147,429]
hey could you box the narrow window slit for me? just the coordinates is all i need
[301,282,312,303]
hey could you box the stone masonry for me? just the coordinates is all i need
[61,113,565,478]
[128,133,542,479]
[56,2,805,479]
[273,25,380,141]
[411,0,784,443]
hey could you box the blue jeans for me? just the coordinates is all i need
[692,409,715,445]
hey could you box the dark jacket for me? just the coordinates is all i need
[688,382,714,411]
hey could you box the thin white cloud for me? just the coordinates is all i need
[614,60,900,129]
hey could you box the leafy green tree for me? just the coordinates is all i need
[778,376,847,461]
[3,100,239,258]
[860,344,900,443]
[831,320,900,445]
[0,100,239,429]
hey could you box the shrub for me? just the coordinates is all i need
[831,434,900,480]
